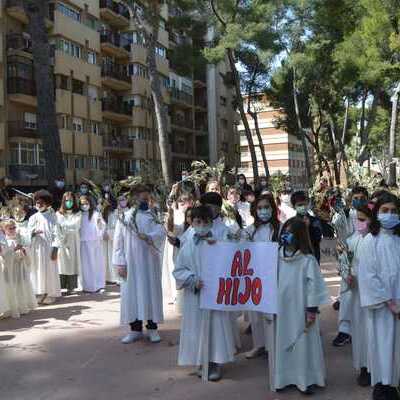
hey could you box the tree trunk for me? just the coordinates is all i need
[388,83,400,186]
[146,2,172,187]
[24,0,64,185]
[327,123,341,185]
[226,49,259,182]
[292,67,312,188]
[358,88,379,165]
[329,113,349,180]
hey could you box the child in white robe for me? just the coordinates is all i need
[102,201,119,284]
[273,217,328,394]
[28,190,62,305]
[174,204,236,382]
[243,193,280,359]
[113,185,165,344]
[358,192,400,400]
[79,195,106,293]
[56,192,82,294]
[0,219,37,318]
[340,205,372,387]
[163,193,194,305]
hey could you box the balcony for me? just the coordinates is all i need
[103,135,132,153]
[101,62,131,91]
[7,78,37,106]
[6,0,54,27]
[171,115,194,131]
[9,165,46,185]
[6,33,32,58]
[100,30,130,59]
[102,98,131,122]
[170,88,193,107]
[100,0,130,29]
[195,95,207,109]
[8,121,40,139]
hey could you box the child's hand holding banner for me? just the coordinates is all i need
[199,242,279,314]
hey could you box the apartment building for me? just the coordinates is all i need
[0,0,239,187]
[238,95,312,189]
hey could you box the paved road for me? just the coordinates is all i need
[0,261,371,400]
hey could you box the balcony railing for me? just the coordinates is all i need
[6,33,32,53]
[9,165,46,181]
[171,115,194,130]
[101,62,129,82]
[7,78,36,96]
[100,30,131,51]
[103,135,132,149]
[100,0,130,20]
[8,121,39,139]
[195,96,207,108]
[6,0,54,20]
[170,88,193,105]
[102,98,131,115]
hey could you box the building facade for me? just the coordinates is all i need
[238,95,311,189]
[0,0,239,187]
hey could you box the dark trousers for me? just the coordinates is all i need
[130,319,158,332]
[60,275,78,291]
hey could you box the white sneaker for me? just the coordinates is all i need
[121,332,144,344]
[42,296,56,305]
[147,329,161,343]
[245,347,266,359]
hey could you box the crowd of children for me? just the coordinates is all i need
[0,174,399,399]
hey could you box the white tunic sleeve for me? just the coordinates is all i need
[112,219,127,267]
[173,241,198,291]
[358,234,391,307]
[306,255,329,307]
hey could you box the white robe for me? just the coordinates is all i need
[56,211,82,277]
[103,210,119,283]
[173,223,235,369]
[28,209,62,297]
[332,210,354,334]
[346,232,368,371]
[162,208,186,305]
[113,208,165,324]
[358,231,400,386]
[278,201,296,224]
[237,201,253,228]
[273,251,328,392]
[244,223,276,350]
[1,237,37,318]
[0,236,11,315]
[80,211,106,292]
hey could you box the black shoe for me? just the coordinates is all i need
[332,332,351,347]
[357,367,371,387]
[386,386,400,400]
[332,300,340,311]
[373,383,387,400]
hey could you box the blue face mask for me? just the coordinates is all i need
[280,232,294,246]
[378,213,400,229]
[138,201,149,211]
[257,207,272,222]
[352,198,367,209]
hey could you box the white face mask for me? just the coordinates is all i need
[193,225,212,236]
[36,205,47,212]
[55,180,65,189]
[281,194,291,205]
[81,204,90,212]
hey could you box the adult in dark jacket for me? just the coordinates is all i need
[237,174,253,201]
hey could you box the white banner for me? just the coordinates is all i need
[199,242,278,314]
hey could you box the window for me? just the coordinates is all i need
[88,85,98,102]
[72,79,84,95]
[220,96,227,106]
[156,44,167,58]
[128,63,148,78]
[74,156,85,169]
[87,50,97,65]
[123,94,145,108]
[57,38,82,59]
[7,60,33,79]
[58,74,69,90]
[24,113,37,130]
[90,121,101,135]
[72,117,83,132]
[161,75,170,89]
[181,83,192,95]
[127,127,150,140]
[128,159,142,174]
[131,31,146,46]
[159,19,166,30]
[57,3,81,22]
[10,143,43,165]
[84,14,98,30]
